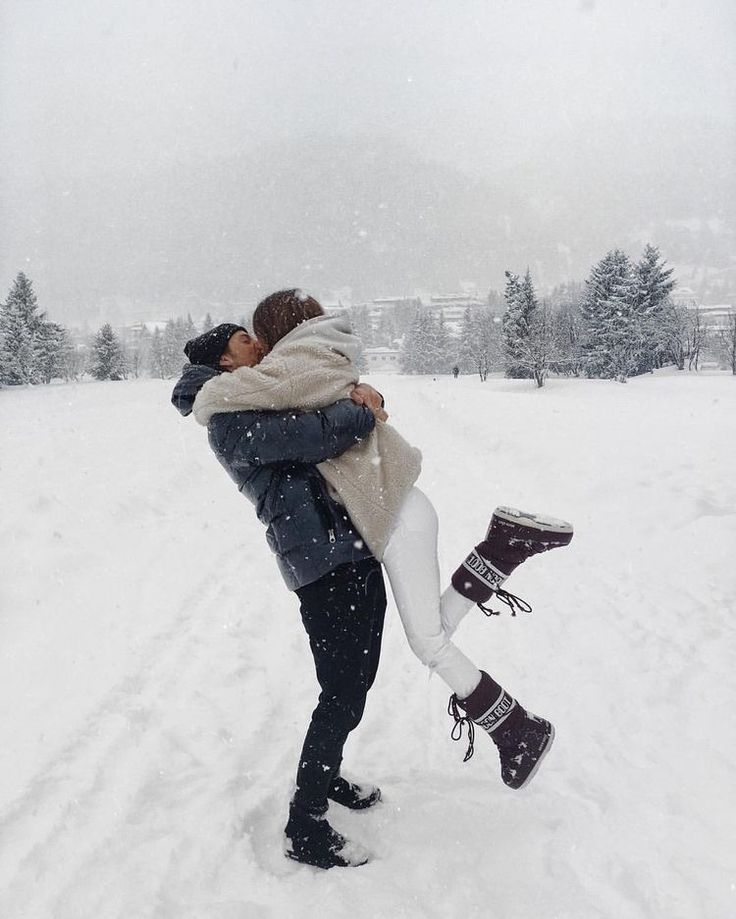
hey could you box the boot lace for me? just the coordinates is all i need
[478,588,532,618]
[447,694,475,762]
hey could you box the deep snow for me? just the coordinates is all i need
[1,371,735,919]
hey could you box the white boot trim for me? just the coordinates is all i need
[461,552,507,591]
[474,689,517,734]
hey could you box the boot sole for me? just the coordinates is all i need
[494,506,573,536]
[285,850,369,869]
[513,723,555,790]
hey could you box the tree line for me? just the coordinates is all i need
[0,273,219,384]
[2,253,735,387]
[395,245,736,384]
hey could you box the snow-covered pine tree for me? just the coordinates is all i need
[458,307,476,375]
[184,313,198,342]
[160,319,189,378]
[580,249,637,380]
[350,304,372,347]
[149,328,165,379]
[0,272,44,385]
[34,321,67,384]
[90,324,127,380]
[631,244,677,373]
[202,313,214,333]
[400,306,427,374]
[503,269,538,379]
[417,310,437,374]
[432,311,451,374]
[550,284,583,377]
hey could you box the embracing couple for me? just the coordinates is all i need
[171,289,573,870]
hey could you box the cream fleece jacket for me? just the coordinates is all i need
[192,312,422,559]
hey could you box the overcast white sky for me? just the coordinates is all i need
[1,0,734,316]
[2,0,734,180]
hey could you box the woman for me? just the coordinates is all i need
[193,289,574,791]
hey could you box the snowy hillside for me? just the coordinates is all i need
[1,372,735,919]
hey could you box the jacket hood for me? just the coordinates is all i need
[275,311,361,364]
[171,364,222,416]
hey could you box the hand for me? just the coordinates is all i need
[350,383,388,422]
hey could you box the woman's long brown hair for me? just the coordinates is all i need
[252,289,324,353]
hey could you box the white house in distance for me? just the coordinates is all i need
[363,346,401,373]
[683,302,733,332]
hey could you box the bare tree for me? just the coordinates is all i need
[717,311,736,374]
[661,303,688,370]
[686,306,707,372]
[663,303,709,372]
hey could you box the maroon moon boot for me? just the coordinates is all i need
[451,506,574,616]
[448,671,555,790]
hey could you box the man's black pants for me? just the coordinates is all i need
[292,557,387,817]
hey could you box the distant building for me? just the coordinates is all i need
[372,296,421,310]
[363,346,401,373]
[429,295,487,335]
[685,303,733,332]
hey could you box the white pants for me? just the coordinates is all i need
[382,486,482,699]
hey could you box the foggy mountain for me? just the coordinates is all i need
[3,130,734,324]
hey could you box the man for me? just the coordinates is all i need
[171,323,387,870]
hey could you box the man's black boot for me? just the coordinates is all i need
[328,775,382,810]
[284,803,371,869]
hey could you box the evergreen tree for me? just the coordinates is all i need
[432,311,451,374]
[401,306,429,373]
[393,299,419,341]
[90,324,127,380]
[580,249,637,381]
[184,313,198,342]
[503,269,538,379]
[34,321,67,383]
[149,328,165,379]
[202,313,214,333]
[162,319,184,377]
[631,244,677,373]
[0,272,44,384]
[458,308,476,374]
[350,304,373,349]
[551,300,585,376]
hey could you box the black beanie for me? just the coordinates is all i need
[183,323,248,369]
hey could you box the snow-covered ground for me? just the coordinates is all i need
[2,371,735,919]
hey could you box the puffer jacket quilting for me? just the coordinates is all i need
[172,364,376,590]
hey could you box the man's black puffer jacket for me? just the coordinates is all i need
[172,364,376,590]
